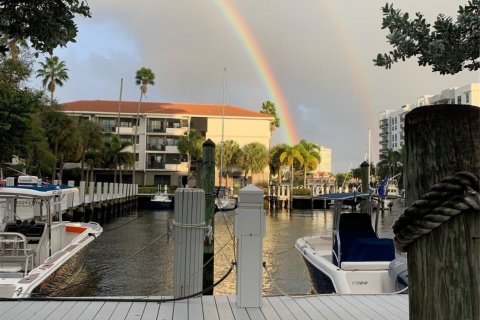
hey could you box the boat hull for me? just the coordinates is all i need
[302,257,335,294]
[31,242,91,296]
[296,237,397,294]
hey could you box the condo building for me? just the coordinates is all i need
[378,83,479,161]
[61,100,273,187]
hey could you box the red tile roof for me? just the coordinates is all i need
[61,100,272,118]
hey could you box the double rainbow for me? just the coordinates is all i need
[214,0,299,145]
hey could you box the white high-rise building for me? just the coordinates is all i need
[378,83,479,161]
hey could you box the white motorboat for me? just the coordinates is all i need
[151,186,173,209]
[214,187,237,211]
[296,192,408,294]
[0,183,102,298]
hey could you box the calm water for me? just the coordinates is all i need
[63,202,405,297]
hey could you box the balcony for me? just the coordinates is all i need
[147,144,166,151]
[166,127,187,135]
[165,146,179,153]
[147,126,166,133]
[146,162,165,170]
[116,126,134,134]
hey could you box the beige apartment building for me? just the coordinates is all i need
[61,100,273,187]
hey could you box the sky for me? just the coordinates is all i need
[28,0,478,172]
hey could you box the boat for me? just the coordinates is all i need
[0,182,103,298]
[295,192,408,294]
[215,186,237,211]
[150,186,173,209]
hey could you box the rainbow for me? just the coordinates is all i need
[214,0,299,145]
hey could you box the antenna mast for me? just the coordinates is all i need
[219,67,226,188]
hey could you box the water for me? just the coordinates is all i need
[62,202,405,297]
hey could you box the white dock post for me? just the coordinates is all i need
[89,182,95,204]
[235,184,266,308]
[173,188,205,297]
[67,180,75,208]
[79,181,86,206]
[96,182,102,203]
[103,182,108,202]
[108,183,114,200]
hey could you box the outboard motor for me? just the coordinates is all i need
[388,257,408,292]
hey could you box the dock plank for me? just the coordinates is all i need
[125,302,146,320]
[157,301,174,320]
[0,301,20,317]
[213,296,235,320]
[291,297,328,320]
[141,301,160,320]
[10,301,48,320]
[278,296,313,320]
[259,298,281,320]
[188,298,203,320]
[227,296,251,320]
[374,295,408,317]
[91,301,118,320]
[315,296,357,320]
[352,296,405,320]
[201,296,219,320]
[29,301,63,320]
[0,301,35,320]
[246,307,266,320]
[77,301,105,320]
[172,300,188,320]
[337,296,385,320]
[43,301,78,320]
[0,295,409,320]
[108,301,133,320]
[265,297,296,320]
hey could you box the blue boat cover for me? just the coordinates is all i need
[7,185,73,192]
[333,213,395,265]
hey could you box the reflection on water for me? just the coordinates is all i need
[65,202,405,297]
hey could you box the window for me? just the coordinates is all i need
[154,175,170,186]
[148,119,165,132]
[98,118,116,132]
[457,96,462,104]
[165,154,181,164]
[466,92,470,103]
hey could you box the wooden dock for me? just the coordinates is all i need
[0,294,409,320]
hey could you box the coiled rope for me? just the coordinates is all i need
[393,171,480,251]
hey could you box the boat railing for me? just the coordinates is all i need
[0,232,34,275]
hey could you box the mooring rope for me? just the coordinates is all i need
[393,171,480,251]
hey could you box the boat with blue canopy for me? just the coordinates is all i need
[296,192,408,294]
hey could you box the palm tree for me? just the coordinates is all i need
[104,134,133,183]
[178,129,205,185]
[259,101,280,134]
[280,145,303,206]
[215,139,241,186]
[269,143,288,185]
[41,110,76,181]
[132,67,155,185]
[36,55,68,104]
[239,142,269,185]
[377,149,402,179]
[78,120,104,182]
[298,139,321,187]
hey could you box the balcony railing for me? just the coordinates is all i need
[146,144,166,151]
[146,162,166,169]
[147,126,166,133]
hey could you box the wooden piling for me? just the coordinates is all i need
[401,104,480,320]
[197,139,216,294]
[173,188,205,297]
